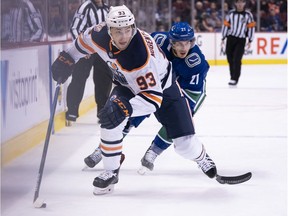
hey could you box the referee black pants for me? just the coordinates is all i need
[66,54,112,118]
[225,36,246,82]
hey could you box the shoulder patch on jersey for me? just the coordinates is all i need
[185,53,201,68]
[93,22,106,32]
[152,33,167,47]
[151,31,172,60]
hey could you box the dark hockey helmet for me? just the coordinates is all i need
[169,22,195,42]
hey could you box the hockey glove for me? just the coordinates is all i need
[51,51,75,84]
[98,96,133,129]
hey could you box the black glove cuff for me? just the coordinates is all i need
[59,51,75,65]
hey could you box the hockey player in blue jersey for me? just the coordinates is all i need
[139,22,210,174]
[84,22,210,174]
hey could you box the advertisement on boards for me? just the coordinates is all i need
[215,33,287,63]
[1,46,50,143]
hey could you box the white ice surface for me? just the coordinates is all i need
[1,65,287,216]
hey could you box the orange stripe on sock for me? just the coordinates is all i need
[100,143,122,151]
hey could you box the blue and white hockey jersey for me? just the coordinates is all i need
[151,31,210,114]
[151,32,209,92]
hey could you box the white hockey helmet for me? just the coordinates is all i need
[106,5,135,28]
[106,5,137,46]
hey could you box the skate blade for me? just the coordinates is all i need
[93,184,115,195]
[82,166,89,171]
[137,166,150,175]
[228,85,237,88]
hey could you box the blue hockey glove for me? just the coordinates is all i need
[51,51,75,84]
[98,95,133,129]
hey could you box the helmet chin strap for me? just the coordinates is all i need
[111,40,118,49]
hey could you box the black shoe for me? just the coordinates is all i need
[65,112,78,126]
[65,112,78,121]
[228,80,238,86]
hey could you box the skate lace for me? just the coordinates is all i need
[197,156,215,172]
[144,150,158,163]
[90,149,102,162]
[98,171,116,181]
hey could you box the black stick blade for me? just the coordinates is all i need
[216,172,252,185]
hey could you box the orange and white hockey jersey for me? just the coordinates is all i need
[67,24,173,117]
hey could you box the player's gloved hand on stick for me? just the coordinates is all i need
[98,95,133,129]
[51,51,75,84]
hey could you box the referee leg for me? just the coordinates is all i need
[225,36,236,81]
[233,38,246,82]
[93,54,113,116]
[66,57,92,120]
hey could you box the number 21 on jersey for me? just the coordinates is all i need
[190,74,199,85]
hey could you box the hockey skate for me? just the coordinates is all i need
[84,148,126,168]
[138,147,158,175]
[195,150,217,178]
[84,148,102,168]
[93,169,119,195]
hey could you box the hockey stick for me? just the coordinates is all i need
[216,172,252,185]
[33,81,61,208]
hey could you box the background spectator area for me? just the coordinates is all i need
[1,0,287,48]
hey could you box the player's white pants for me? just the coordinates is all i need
[173,135,203,160]
[100,118,128,170]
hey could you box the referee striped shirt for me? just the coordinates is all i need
[221,9,255,42]
[70,0,109,40]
